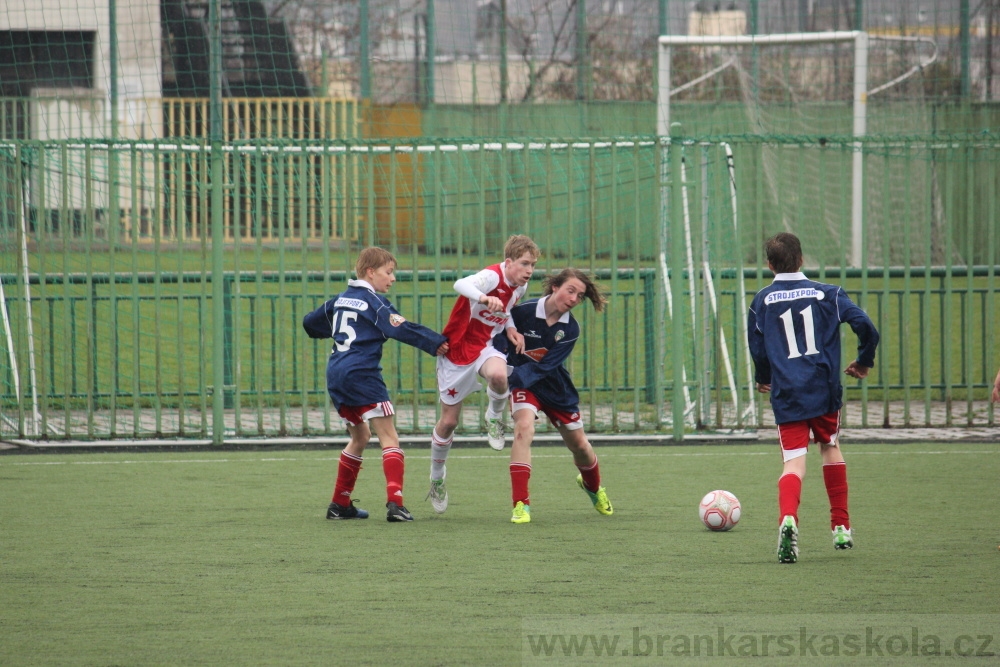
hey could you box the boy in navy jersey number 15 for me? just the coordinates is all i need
[747,233,879,564]
[502,268,613,524]
[303,247,448,523]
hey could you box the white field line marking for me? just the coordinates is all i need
[1,448,996,467]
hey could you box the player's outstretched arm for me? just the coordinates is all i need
[302,297,339,339]
[838,289,880,368]
[374,303,448,356]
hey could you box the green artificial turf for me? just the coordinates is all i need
[1,443,998,665]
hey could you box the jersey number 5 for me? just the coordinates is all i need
[331,311,358,352]
[778,305,819,359]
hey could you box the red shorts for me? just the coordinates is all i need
[337,401,394,426]
[510,389,583,431]
[777,411,840,462]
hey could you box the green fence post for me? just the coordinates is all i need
[223,273,234,409]
[209,0,225,444]
[643,272,655,403]
[85,146,96,439]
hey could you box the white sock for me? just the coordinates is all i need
[486,386,510,419]
[430,429,452,481]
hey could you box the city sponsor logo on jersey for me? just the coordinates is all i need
[554,329,565,342]
[476,307,509,325]
[334,297,369,311]
[524,347,548,362]
[524,330,542,339]
[389,313,406,327]
[764,288,825,305]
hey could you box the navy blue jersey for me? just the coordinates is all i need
[303,279,446,409]
[747,273,879,424]
[500,297,581,412]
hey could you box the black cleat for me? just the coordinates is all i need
[326,500,369,520]
[386,502,414,522]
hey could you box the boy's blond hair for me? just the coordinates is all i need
[355,246,396,279]
[503,235,540,261]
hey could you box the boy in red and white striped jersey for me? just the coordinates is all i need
[426,235,540,514]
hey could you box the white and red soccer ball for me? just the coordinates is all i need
[698,490,741,531]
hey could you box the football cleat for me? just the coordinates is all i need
[425,470,449,514]
[511,501,531,524]
[576,474,613,515]
[326,500,369,520]
[832,525,854,550]
[485,416,506,451]
[777,515,799,563]
[386,502,414,522]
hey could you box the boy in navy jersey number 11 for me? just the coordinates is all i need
[303,247,449,523]
[502,268,613,524]
[748,233,879,563]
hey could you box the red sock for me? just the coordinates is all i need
[777,472,802,525]
[332,450,363,506]
[576,456,601,492]
[510,462,531,506]
[382,447,405,506]
[823,462,850,529]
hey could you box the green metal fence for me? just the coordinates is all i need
[0,268,657,439]
[1,263,997,441]
[2,135,999,442]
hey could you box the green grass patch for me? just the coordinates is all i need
[2,442,998,665]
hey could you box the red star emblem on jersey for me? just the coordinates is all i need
[447,388,458,397]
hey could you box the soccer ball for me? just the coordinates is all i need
[698,490,741,531]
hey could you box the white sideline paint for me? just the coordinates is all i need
[2,447,996,467]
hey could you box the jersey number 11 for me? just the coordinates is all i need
[778,305,819,359]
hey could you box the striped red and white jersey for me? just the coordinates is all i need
[442,264,527,365]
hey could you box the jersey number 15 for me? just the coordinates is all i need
[331,311,358,352]
[778,305,820,359]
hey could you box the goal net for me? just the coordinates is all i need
[658,31,938,268]
[0,143,41,438]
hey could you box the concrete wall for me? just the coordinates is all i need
[0,0,162,139]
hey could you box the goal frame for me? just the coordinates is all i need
[657,30,869,266]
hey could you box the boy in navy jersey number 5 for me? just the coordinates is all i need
[747,233,879,563]
[502,268,613,524]
[303,247,448,523]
